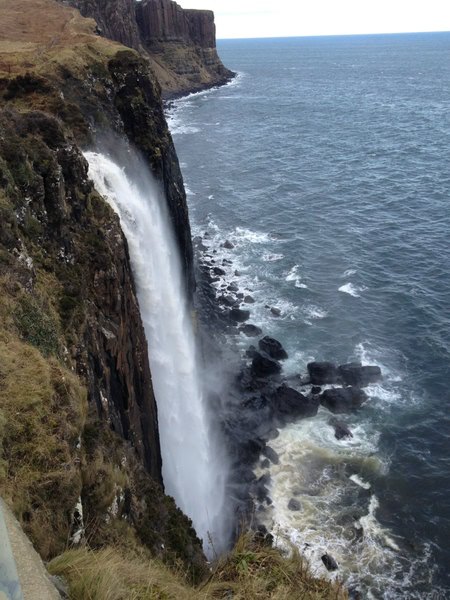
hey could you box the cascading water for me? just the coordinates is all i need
[85,148,226,555]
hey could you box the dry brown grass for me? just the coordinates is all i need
[48,534,348,600]
[0,0,121,78]
[0,330,87,557]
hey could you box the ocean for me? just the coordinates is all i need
[167,33,450,598]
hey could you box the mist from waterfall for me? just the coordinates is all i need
[85,147,227,556]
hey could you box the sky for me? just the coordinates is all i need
[177,0,450,39]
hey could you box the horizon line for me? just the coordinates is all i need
[217,29,450,41]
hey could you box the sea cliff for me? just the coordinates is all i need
[64,0,235,97]
[0,0,204,578]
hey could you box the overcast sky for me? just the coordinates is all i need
[178,0,450,39]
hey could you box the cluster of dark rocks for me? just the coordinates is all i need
[195,235,381,580]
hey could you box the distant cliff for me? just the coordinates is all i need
[64,0,234,97]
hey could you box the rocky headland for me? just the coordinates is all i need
[63,0,235,97]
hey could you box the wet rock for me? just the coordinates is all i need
[321,387,368,413]
[307,362,338,385]
[270,384,319,422]
[229,307,250,323]
[260,458,270,469]
[311,386,322,395]
[288,498,301,511]
[218,295,238,307]
[329,417,353,440]
[243,295,255,304]
[262,445,279,465]
[258,336,288,360]
[251,351,282,377]
[245,345,257,359]
[338,362,382,387]
[348,588,363,600]
[270,306,281,317]
[227,282,239,291]
[251,473,271,502]
[222,239,234,249]
[241,324,263,337]
[321,554,338,571]
[234,270,241,276]
[213,266,226,276]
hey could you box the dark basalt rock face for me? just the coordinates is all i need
[321,387,368,413]
[0,110,162,481]
[136,0,234,97]
[65,0,141,49]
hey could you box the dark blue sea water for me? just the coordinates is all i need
[168,33,450,599]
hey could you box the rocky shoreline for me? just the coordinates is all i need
[192,229,382,586]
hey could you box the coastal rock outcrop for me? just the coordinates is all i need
[63,0,234,97]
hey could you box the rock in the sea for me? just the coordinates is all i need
[307,361,338,384]
[258,336,288,360]
[251,351,282,377]
[329,417,353,440]
[213,266,226,276]
[245,345,257,359]
[321,387,368,413]
[311,386,322,395]
[338,362,382,387]
[218,295,238,307]
[288,498,301,511]
[229,307,250,323]
[222,239,234,249]
[262,445,279,465]
[321,553,338,571]
[271,384,319,422]
[241,324,263,337]
[243,295,255,304]
[270,306,281,317]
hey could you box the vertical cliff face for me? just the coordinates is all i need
[64,0,141,49]
[136,0,234,96]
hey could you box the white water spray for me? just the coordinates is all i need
[85,149,226,554]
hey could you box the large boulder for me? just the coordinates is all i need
[320,387,368,413]
[258,336,288,360]
[307,362,338,385]
[271,384,319,422]
[251,351,282,377]
[321,554,338,571]
[241,324,263,337]
[338,362,382,387]
[229,307,250,323]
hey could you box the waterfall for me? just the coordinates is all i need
[85,148,226,555]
